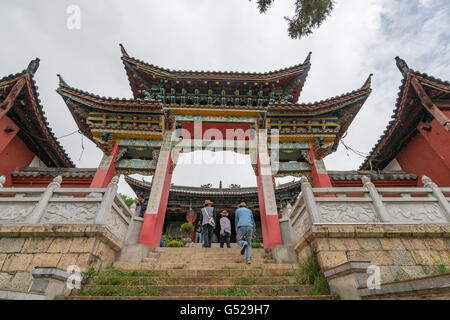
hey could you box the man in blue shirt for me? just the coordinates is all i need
[235,202,256,264]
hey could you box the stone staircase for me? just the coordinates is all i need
[59,244,337,300]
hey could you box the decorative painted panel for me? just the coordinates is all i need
[116,159,156,170]
[119,139,162,148]
[278,162,311,172]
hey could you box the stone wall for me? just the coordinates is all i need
[0,225,122,291]
[295,225,450,284]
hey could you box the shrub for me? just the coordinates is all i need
[160,234,169,247]
[251,242,264,248]
[295,253,330,295]
[180,222,194,235]
[166,240,185,247]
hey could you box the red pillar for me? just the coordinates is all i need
[256,166,269,249]
[255,131,283,250]
[90,144,120,188]
[187,213,195,242]
[309,148,333,188]
[139,139,173,249]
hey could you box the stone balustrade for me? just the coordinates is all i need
[0,176,133,242]
[288,175,450,243]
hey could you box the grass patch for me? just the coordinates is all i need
[172,264,186,269]
[395,268,412,281]
[295,253,330,295]
[222,265,238,270]
[251,242,264,249]
[413,251,450,276]
[269,285,282,296]
[79,286,159,297]
[87,263,162,286]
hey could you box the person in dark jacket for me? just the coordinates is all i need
[194,220,202,243]
[135,194,147,218]
[198,200,217,248]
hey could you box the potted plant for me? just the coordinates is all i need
[180,222,194,245]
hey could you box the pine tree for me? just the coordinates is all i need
[251,0,334,39]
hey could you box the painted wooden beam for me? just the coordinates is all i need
[410,77,450,131]
[0,78,26,119]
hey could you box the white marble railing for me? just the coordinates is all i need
[0,176,133,242]
[288,175,450,242]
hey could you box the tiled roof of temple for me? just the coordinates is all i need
[125,175,301,197]
[0,59,74,168]
[120,44,311,103]
[328,170,417,181]
[359,57,450,170]
[11,167,96,178]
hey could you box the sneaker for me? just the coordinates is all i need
[240,241,248,255]
[246,260,251,264]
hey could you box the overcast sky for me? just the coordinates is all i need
[1,0,449,197]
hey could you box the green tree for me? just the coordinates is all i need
[119,193,138,208]
[251,0,334,39]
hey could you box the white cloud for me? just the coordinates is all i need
[419,0,433,7]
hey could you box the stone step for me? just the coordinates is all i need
[76,284,315,297]
[115,262,297,271]
[58,295,336,300]
[110,265,298,277]
[144,257,268,264]
[87,276,298,286]
[154,247,266,253]
[150,252,267,259]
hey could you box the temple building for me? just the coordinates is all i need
[54,45,374,249]
[0,59,74,187]
[1,51,448,249]
[360,57,450,186]
[0,53,449,300]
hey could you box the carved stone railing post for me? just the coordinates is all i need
[0,175,5,188]
[300,176,320,223]
[95,176,119,224]
[361,176,389,222]
[422,175,450,221]
[28,176,62,224]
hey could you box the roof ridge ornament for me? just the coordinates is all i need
[395,56,411,76]
[119,43,129,58]
[362,73,373,89]
[27,58,40,75]
[304,51,312,64]
[57,74,68,87]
